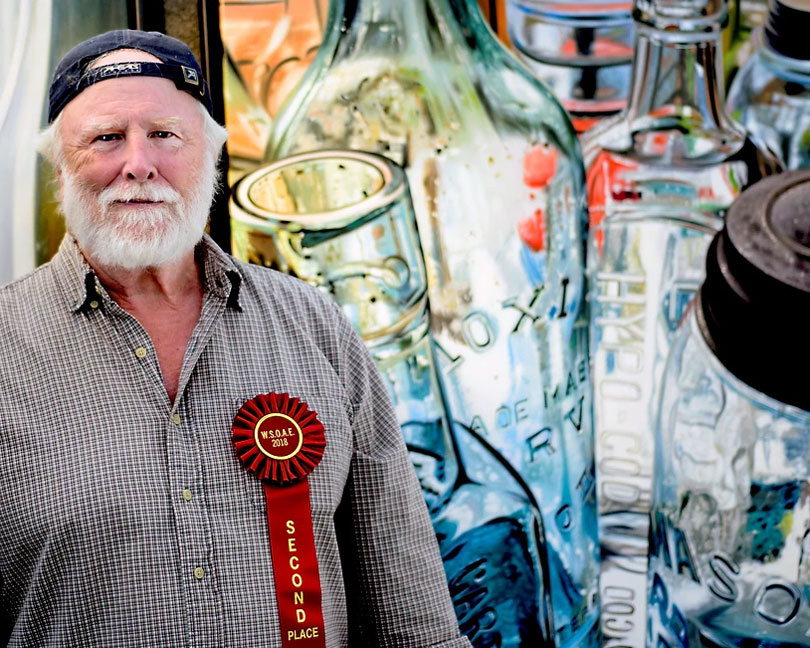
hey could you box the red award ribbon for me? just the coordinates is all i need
[233,392,327,647]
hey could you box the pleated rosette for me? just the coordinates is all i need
[232,392,326,484]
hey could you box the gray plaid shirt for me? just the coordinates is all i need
[0,235,470,648]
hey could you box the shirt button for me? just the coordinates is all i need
[193,567,205,580]
[172,413,181,425]
[89,300,99,309]
[182,488,193,501]
[135,347,148,359]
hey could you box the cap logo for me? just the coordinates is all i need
[96,62,142,77]
[182,66,199,86]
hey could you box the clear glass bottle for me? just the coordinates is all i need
[724,0,769,86]
[581,0,781,643]
[230,150,557,646]
[505,0,635,133]
[264,1,601,645]
[647,170,810,647]
[727,0,810,171]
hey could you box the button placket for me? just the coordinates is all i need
[165,398,222,644]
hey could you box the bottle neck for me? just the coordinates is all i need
[371,324,462,469]
[325,0,489,57]
[625,23,731,129]
[759,28,810,83]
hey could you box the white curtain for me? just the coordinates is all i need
[0,0,52,284]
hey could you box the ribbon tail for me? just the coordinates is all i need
[263,480,326,647]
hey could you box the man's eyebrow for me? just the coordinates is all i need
[80,120,126,138]
[151,117,184,131]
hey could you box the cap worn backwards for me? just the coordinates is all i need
[48,29,213,123]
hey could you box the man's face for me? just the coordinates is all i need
[57,49,216,270]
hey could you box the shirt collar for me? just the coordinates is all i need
[50,233,243,313]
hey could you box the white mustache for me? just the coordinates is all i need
[99,184,181,207]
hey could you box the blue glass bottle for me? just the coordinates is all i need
[376,315,555,647]
[230,150,558,646]
[647,170,810,647]
[263,0,601,644]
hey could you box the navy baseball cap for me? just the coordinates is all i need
[48,29,213,123]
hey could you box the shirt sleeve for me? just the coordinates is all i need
[331,309,472,648]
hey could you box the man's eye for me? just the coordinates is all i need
[95,133,121,142]
[152,131,176,139]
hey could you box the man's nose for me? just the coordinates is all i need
[121,137,157,181]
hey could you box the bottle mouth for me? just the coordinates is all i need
[507,0,633,23]
[230,150,429,345]
[505,0,635,66]
[698,171,810,412]
[632,0,728,32]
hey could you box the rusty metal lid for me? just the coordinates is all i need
[764,0,810,61]
[698,169,810,411]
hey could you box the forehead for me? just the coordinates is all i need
[60,72,203,134]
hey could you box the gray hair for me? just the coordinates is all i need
[38,100,229,170]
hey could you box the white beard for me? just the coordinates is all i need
[60,156,218,270]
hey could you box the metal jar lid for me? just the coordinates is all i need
[764,0,810,61]
[698,169,810,411]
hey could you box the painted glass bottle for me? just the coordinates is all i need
[727,0,810,170]
[263,1,601,644]
[647,170,810,647]
[582,0,781,643]
[230,150,556,645]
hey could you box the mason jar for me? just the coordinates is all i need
[646,170,810,646]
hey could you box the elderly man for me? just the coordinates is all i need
[0,30,470,648]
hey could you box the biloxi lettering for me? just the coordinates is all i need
[504,286,544,333]
[433,277,575,374]
[461,310,494,351]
